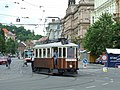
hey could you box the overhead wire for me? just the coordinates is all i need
[21,0,44,8]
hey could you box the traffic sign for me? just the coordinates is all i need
[82,58,88,64]
[102,55,108,60]
[82,58,88,68]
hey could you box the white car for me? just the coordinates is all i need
[0,56,7,65]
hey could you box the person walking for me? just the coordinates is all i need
[6,55,12,69]
[31,54,35,72]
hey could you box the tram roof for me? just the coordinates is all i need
[33,42,78,48]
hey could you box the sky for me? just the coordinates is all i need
[0,0,79,36]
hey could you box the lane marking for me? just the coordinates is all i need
[110,79,114,83]
[86,85,96,89]
[102,83,109,86]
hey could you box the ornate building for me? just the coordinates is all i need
[62,0,94,50]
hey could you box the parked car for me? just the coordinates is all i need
[0,54,7,65]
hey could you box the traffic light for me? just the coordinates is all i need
[16,17,20,22]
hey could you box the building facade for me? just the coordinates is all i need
[93,0,116,23]
[46,19,61,40]
[62,0,94,50]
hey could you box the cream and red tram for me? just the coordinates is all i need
[33,41,79,74]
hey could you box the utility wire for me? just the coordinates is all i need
[21,0,44,8]
[0,13,18,17]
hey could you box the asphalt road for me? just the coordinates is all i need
[0,58,120,90]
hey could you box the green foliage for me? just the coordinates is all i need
[0,28,6,53]
[0,24,43,41]
[112,21,120,48]
[0,24,43,54]
[6,38,17,54]
[83,13,114,55]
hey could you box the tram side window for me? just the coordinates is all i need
[35,49,38,57]
[43,49,46,58]
[25,51,28,58]
[59,48,62,57]
[47,48,50,57]
[76,48,77,58]
[63,48,66,58]
[39,49,41,58]
[67,47,74,58]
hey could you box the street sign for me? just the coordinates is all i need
[82,58,88,64]
[102,55,108,61]
[82,58,88,68]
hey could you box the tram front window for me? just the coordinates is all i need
[67,47,75,58]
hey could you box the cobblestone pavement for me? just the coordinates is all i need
[0,59,104,81]
[0,58,32,80]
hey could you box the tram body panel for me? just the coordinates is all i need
[57,58,78,69]
[34,58,54,69]
[34,58,79,73]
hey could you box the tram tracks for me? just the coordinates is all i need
[39,79,95,90]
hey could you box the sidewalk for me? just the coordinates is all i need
[78,61,104,69]
[0,58,32,81]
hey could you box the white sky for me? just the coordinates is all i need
[0,0,79,36]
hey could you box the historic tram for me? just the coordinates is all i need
[23,49,33,62]
[33,39,79,75]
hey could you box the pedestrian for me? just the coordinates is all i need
[31,54,35,72]
[6,55,12,69]
[53,50,58,68]
[23,60,28,67]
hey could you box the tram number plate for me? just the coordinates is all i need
[66,59,77,61]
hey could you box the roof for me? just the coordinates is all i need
[106,48,120,54]
[37,37,48,42]
[33,42,78,49]
[18,42,26,47]
[2,28,9,34]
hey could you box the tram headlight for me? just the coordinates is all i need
[69,65,73,68]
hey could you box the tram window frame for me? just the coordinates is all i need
[67,47,75,58]
[35,49,38,58]
[63,48,66,58]
[24,51,28,58]
[47,48,50,57]
[39,49,42,58]
[59,48,62,57]
[43,48,46,58]
[76,48,77,58]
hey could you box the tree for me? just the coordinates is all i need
[6,38,17,55]
[83,13,114,55]
[112,21,120,48]
[0,28,6,53]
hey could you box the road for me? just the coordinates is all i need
[0,58,120,90]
